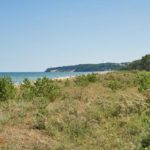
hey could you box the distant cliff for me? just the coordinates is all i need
[45,63,127,72]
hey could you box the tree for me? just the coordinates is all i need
[141,54,150,71]
[0,77,15,101]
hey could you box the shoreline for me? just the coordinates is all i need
[51,71,112,81]
[12,71,112,85]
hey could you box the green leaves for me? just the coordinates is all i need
[34,77,60,101]
[107,80,123,91]
[123,54,150,71]
[136,72,150,92]
[141,55,150,71]
[20,78,35,100]
[0,77,15,101]
[74,73,97,87]
[141,134,150,148]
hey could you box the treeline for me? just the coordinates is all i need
[45,63,127,72]
[46,54,150,72]
[122,54,150,71]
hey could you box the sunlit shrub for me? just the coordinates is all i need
[0,77,15,101]
[86,73,97,82]
[64,79,70,87]
[74,75,89,87]
[135,72,150,92]
[20,78,35,100]
[107,80,123,91]
[74,73,97,87]
[101,72,136,91]
[33,98,49,130]
[140,134,150,149]
[34,77,60,101]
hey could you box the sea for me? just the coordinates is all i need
[0,72,92,84]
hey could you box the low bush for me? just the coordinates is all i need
[0,77,15,101]
[20,78,35,100]
[74,73,97,87]
[139,134,150,149]
[64,79,70,87]
[141,135,150,148]
[107,80,123,91]
[33,98,49,130]
[101,72,136,91]
[34,77,60,101]
[86,73,97,82]
[135,72,150,92]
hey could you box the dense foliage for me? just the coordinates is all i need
[136,72,150,92]
[19,77,60,101]
[0,77,15,101]
[123,54,150,71]
[46,54,150,72]
[46,63,127,72]
[34,77,60,101]
[74,73,97,86]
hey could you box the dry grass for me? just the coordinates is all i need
[0,71,149,149]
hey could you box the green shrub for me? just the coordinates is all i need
[20,78,35,100]
[136,72,150,92]
[34,77,60,101]
[0,77,15,101]
[140,134,150,148]
[101,72,136,91]
[74,73,97,87]
[33,98,49,130]
[64,79,70,87]
[86,73,97,82]
[107,80,122,91]
[74,75,89,87]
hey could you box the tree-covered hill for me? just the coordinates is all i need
[45,63,127,72]
[123,54,150,71]
[45,54,150,72]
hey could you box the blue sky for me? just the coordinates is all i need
[0,0,150,71]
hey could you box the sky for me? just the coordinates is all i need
[0,0,150,72]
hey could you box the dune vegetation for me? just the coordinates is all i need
[0,71,150,150]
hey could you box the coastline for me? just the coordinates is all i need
[52,71,112,81]
[11,71,112,85]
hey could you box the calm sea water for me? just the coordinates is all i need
[0,72,91,83]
